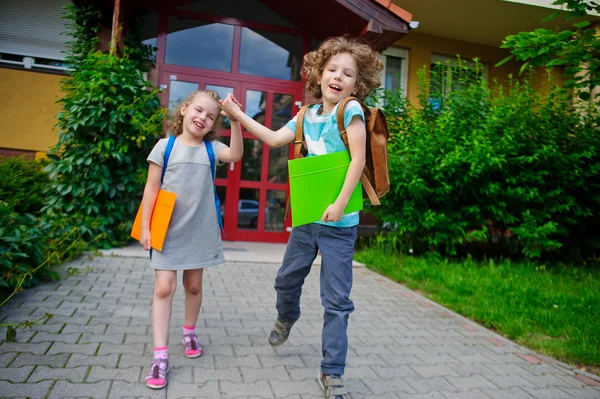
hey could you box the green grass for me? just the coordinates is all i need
[355,248,600,373]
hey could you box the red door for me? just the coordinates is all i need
[160,73,303,242]
[225,82,302,242]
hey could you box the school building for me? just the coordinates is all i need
[1,0,598,243]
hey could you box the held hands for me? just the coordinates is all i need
[219,93,243,121]
[321,202,345,222]
[140,229,152,251]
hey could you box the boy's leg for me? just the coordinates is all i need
[274,224,318,322]
[316,225,357,376]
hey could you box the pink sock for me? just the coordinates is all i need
[183,325,195,335]
[154,347,168,360]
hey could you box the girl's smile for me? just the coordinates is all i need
[181,94,219,140]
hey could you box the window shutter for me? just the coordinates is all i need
[0,0,72,61]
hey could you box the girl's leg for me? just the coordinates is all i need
[182,268,204,358]
[152,270,178,348]
[147,270,177,389]
[183,268,204,327]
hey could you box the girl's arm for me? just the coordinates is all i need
[139,162,162,250]
[216,120,243,163]
[221,93,295,148]
[321,115,366,222]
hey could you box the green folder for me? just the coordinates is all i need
[288,151,363,227]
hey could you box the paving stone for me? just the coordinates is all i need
[47,342,99,355]
[0,366,34,382]
[166,380,220,398]
[558,387,600,399]
[221,380,274,398]
[86,366,141,383]
[0,341,52,355]
[441,389,493,399]
[11,353,70,368]
[28,366,88,383]
[406,377,459,394]
[0,380,53,398]
[0,352,18,367]
[66,354,119,368]
[80,333,125,345]
[29,332,82,344]
[107,380,164,399]
[482,387,537,399]
[362,376,417,395]
[97,343,144,355]
[412,364,461,378]
[48,380,111,399]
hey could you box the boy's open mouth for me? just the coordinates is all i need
[329,84,342,92]
[193,121,205,129]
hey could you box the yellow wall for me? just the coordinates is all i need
[394,32,561,106]
[0,68,64,152]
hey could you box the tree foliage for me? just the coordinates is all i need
[497,0,600,100]
[43,3,165,248]
[369,62,600,259]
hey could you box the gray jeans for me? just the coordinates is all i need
[275,223,357,376]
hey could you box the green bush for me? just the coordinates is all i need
[372,62,600,259]
[0,157,49,216]
[43,4,164,248]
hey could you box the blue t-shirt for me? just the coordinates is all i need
[285,100,365,227]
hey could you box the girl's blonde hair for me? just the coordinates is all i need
[167,90,223,141]
[302,36,383,101]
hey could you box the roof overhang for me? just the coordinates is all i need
[257,0,411,51]
[393,0,600,48]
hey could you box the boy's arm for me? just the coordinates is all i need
[140,162,162,250]
[221,94,295,148]
[321,115,366,222]
[216,120,243,163]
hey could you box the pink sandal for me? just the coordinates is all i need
[183,333,202,358]
[145,357,168,389]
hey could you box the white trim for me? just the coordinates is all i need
[380,47,409,96]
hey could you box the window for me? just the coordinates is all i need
[380,47,409,95]
[0,0,73,72]
[429,54,488,106]
[165,17,235,72]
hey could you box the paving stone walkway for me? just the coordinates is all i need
[1,246,599,399]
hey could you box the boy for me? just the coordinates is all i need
[221,36,383,399]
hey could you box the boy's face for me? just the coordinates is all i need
[319,52,358,108]
[181,93,219,138]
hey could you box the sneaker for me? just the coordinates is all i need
[268,317,297,346]
[317,370,347,399]
[183,333,202,358]
[145,357,168,389]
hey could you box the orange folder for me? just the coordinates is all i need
[130,189,177,251]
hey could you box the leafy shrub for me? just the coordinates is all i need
[42,4,165,248]
[372,63,600,259]
[0,157,49,216]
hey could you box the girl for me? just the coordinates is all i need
[139,89,243,389]
[222,36,383,399]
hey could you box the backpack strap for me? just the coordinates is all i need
[335,97,380,206]
[293,105,311,159]
[205,140,225,235]
[161,135,176,185]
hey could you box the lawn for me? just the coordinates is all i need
[354,248,600,374]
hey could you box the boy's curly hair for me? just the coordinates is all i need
[302,36,383,101]
[167,90,223,141]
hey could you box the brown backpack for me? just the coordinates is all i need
[293,97,390,206]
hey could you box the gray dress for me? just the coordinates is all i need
[147,137,226,270]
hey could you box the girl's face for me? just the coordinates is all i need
[180,93,219,139]
[319,52,358,110]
